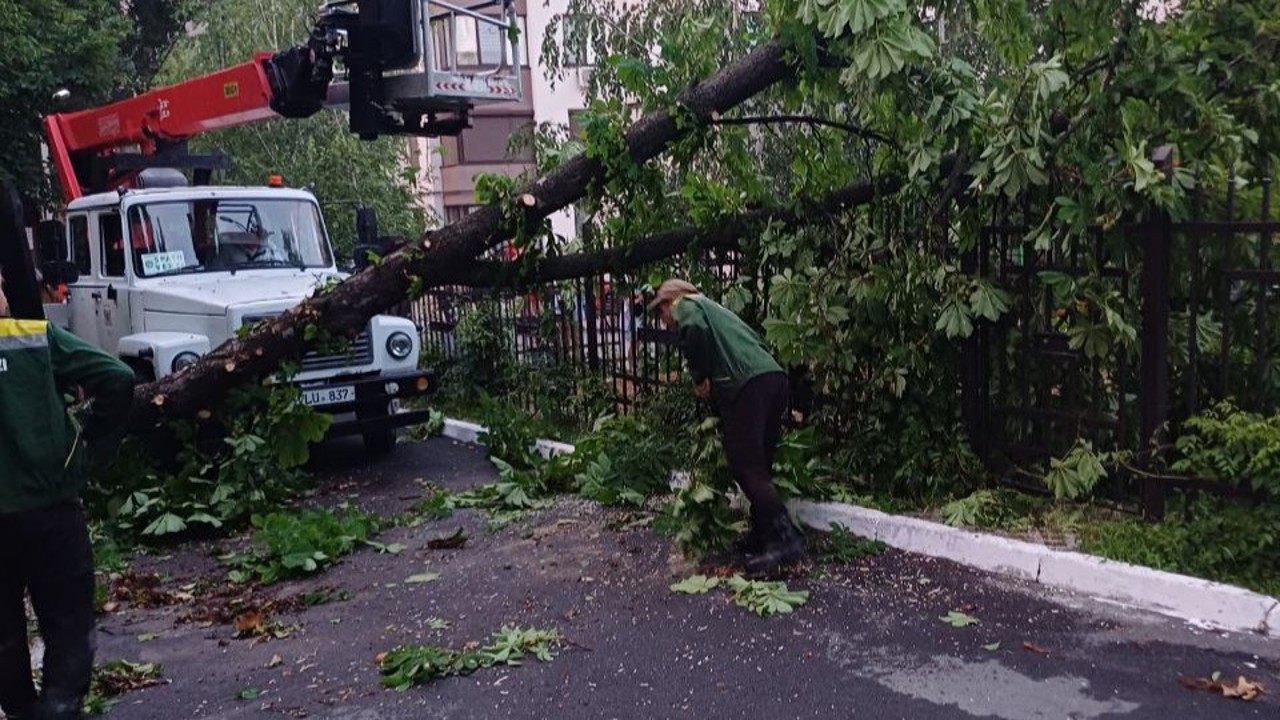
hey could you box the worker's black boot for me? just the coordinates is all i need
[1,704,36,720]
[731,524,766,556]
[703,523,764,567]
[743,512,806,576]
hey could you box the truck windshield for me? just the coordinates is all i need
[127,198,333,277]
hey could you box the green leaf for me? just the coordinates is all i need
[968,283,1011,322]
[406,572,442,584]
[935,302,974,339]
[983,642,1001,651]
[724,576,810,616]
[142,513,187,536]
[238,688,261,700]
[939,611,980,628]
[670,575,721,594]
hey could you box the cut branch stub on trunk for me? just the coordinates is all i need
[132,40,797,427]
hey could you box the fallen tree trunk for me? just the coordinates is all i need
[133,40,796,427]
[461,176,905,288]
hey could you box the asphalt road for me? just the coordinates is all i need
[83,437,1279,720]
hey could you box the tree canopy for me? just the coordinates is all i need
[0,0,199,203]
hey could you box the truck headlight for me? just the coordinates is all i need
[386,331,414,360]
[171,351,200,373]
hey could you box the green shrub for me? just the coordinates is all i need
[1082,497,1280,597]
[444,300,513,403]
[1172,401,1280,497]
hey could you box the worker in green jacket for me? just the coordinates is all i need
[649,278,805,574]
[0,273,136,720]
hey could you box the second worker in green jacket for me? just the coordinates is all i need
[0,272,136,720]
[649,278,805,574]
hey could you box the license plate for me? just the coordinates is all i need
[301,386,355,407]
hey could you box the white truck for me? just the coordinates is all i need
[0,0,527,453]
[40,178,433,454]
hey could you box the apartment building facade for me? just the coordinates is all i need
[413,0,596,242]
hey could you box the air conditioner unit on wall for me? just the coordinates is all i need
[575,66,594,86]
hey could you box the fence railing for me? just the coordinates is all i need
[962,155,1280,517]
[409,249,745,418]
[409,156,1279,518]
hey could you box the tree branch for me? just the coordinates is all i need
[711,114,899,148]
[132,39,799,425]
[460,176,906,289]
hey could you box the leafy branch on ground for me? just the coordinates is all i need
[83,660,165,715]
[378,626,561,690]
[670,574,810,617]
[88,382,329,544]
[939,610,980,628]
[220,508,380,584]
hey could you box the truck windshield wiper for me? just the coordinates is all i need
[227,259,307,270]
[150,264,207,278]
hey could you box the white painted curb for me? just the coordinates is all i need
[441,418,575,458]
[792,500,1280,639]
[442,418,486,445]
[441,417,1280,638]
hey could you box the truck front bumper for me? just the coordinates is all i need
[297,369,439,438]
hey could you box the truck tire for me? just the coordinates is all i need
[363,427,397,456]
[359,401,398,456]
[125,357,156,383]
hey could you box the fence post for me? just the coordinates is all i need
[1138,145,1176,521]
[960,232,989,460]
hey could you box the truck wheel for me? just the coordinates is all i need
[363,427,397,456]
[359,401,398,456]
[125,358,156,383]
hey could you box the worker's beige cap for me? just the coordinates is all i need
[647,278,700,310]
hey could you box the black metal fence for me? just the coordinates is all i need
[409,246,745,416]
[411,153,1280,517]
[962,154,1280,517]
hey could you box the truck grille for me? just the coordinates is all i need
[242,315,374,373]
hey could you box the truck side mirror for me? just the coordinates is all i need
[352,244,375,272]
[355,204,379,247]
[36,220,66,263]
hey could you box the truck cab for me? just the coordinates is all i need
[47,180,434,455]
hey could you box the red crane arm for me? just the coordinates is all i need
[44,55,279,203]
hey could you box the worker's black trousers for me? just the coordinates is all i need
[0,502,96,720]
[720,372,790,528]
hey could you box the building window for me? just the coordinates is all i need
[435,15,528,69]
[458,116,534,164]
[445,205,480,224]
[562,14,598,67]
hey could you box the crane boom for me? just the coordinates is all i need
[44,58,280,202]
[43,0,524,204]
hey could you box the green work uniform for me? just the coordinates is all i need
[672,294,783,409]
[0,318,136,513]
